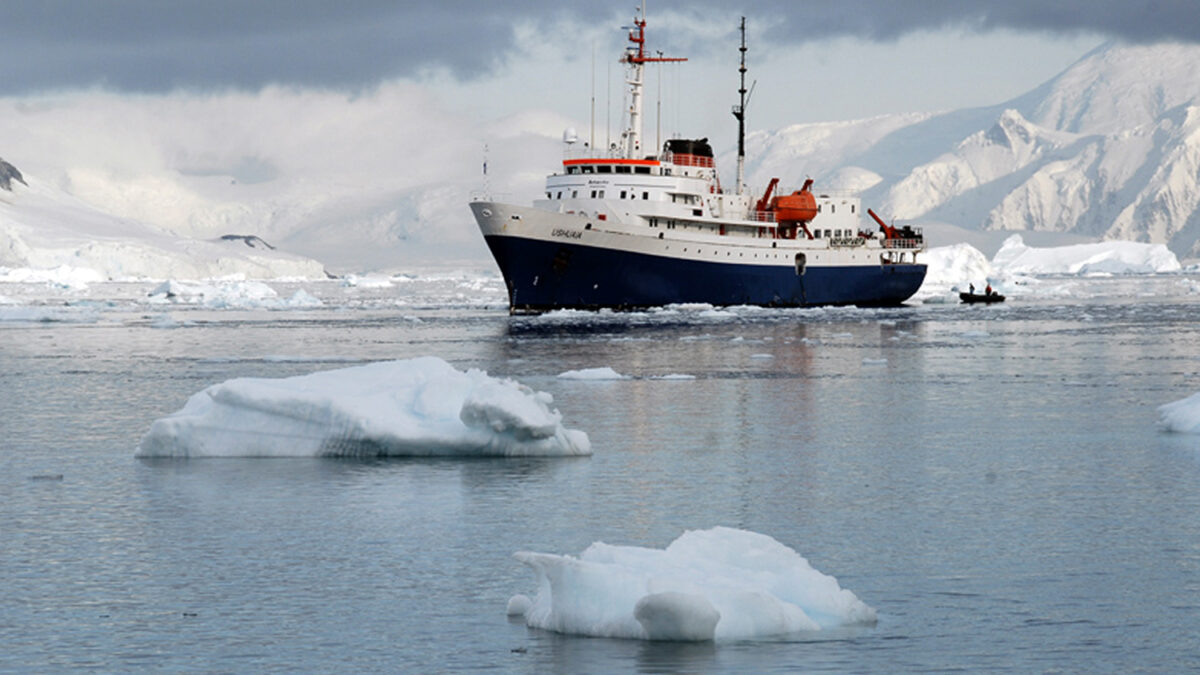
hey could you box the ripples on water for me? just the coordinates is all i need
[2,275,1200,672]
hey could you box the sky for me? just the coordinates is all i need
[5,0,1199,135]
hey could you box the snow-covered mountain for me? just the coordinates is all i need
[0,159,326,280]
[740,41,1200,259]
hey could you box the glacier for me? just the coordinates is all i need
[136,356,591,458]
[0,167,326,280]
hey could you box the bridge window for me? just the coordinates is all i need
[616,165,631,174]
[597,165,612,173]
[635,166,651,174]
[581,165,594,174]
[567,166,580,175]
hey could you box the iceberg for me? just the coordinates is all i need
[557,367,628,380]
[1159,391,1200,434]
[136,356,590,457]
[992,234,1181,275]
[510,527,876,641]
[919,242,994,289]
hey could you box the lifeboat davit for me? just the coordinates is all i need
[770,178,817,224]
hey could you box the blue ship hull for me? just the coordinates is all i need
[485,235,927,312]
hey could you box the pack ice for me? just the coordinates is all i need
[509,527,876,641]
[136,356,590,457]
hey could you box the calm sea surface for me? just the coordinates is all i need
[3,276,1200,672]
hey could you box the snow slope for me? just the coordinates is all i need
[0,164,325,280]
[0,87,566,275]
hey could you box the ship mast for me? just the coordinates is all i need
[732,16,749,196]
[620,2,686,159]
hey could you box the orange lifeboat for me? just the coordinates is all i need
[770,178,817,224]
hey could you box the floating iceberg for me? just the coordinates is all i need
[510,527,876,641]
[918,242,994,290]
[991,234,1181,275]
[1158,392,1200,434]
[136,356,590,457]
[557,367,627,380]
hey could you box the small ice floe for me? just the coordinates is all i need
[557,367,627,380]
[509,527,876,642]
[507,594,533,617]
[282,289,322,307]
[1158,392,1200,434]
[136,356,590,457]
[862,357,888,366]
[697,308,737,320]
[147,280,321,309]
[653,374,696,380]
[749,353,774,359]
[341,274,394,289]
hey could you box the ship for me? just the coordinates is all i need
[469,8,926,314]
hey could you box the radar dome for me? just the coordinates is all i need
[562,128,578,144]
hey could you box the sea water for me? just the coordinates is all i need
[3,275,1200,672]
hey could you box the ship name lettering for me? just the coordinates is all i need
[551,228,583,239]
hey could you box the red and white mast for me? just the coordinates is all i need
[620,2,686,159]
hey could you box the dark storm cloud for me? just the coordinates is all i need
[0,0,610,94]
[755,0,1200,45]
[1,0,1196,95]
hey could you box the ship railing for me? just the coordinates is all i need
[882,235,924,250]
[662,151,715,169]
[831,237,867,248]
[749,211,777,223]
[812,188,859,199]
[469,191,511,202]
[563,146,628,161]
